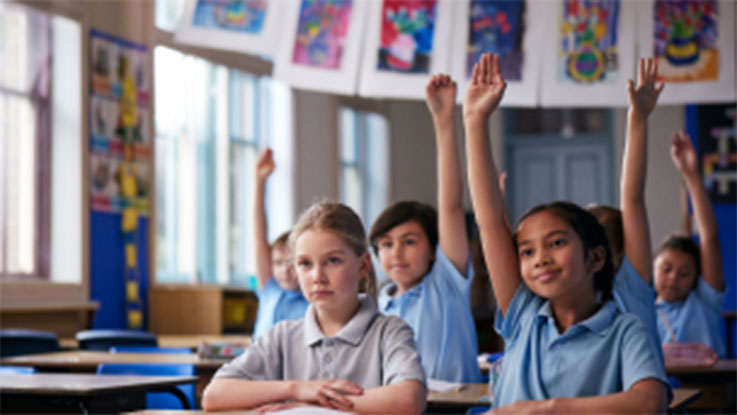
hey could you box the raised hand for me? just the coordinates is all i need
[670,130,699,177]
[290,379,363,410]
[628,57,665,117]
[256,147,275,181]
[463,53,506,122]
[425,74,457,121]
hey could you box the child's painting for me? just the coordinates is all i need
[558,0,620,84]
[541,0,636,106]
[274,0,367,94]
[695,104,737,203]
[466,0,525,81]
[192,0,266,33]
[637,0,734,103]
[359,0,454,99]
[377,0,437,74]
[291,0,353,69]
[175,0,284,56]
[653,0,718,82]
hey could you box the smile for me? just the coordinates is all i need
[534,270,560,283]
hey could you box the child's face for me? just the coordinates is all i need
[294,229,369,313]
[375,220,434,293]
[272,246,299,291]
[516,211,598,303]
[654,248,697,303]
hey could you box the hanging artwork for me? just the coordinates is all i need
[175,0,284,57]
[637,0,735,103]
[273,0,368,94]
[359,0,455,99]
[693,104,737,203]
[450,0,544,106]
[540,0,636,106]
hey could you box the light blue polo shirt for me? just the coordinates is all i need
[656,278,726,357]
[378,247,482,383]
[493,284,670,408]
[252,278,309,339]
[613,256,663,362]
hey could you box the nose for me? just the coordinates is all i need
[534,248,552,268]
[309,262,328,284]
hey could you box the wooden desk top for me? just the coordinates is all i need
[427,382,488,406]
[59,334,252,350]
[666,359,736,374]
[0,350,231,370]
[670,388,702,411]
[0,373,198,396]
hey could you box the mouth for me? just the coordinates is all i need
[311,290,333,298]
[389,264,409,271]
[534,269,560,283]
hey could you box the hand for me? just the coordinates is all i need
[628,57,664,117]
[463,53,506,122]
[290,379,363,410]
[426,73,457,121]
[256,147,275,181]
[670,130,699,177]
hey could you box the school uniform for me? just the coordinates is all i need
[252,278,309,339]
[493,284,670,408]
[656,278,726,357]
[216,294,426,389]
[612,256,663,362]
[378,247,482,383]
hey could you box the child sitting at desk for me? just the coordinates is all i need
[202,202,426,413]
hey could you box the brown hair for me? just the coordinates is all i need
[272,231,291,251]
[369,200,438,255]
[587,204,623,258]
[289,201,377,299]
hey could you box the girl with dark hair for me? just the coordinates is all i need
[654,131,726,357]
[464,53,669,412]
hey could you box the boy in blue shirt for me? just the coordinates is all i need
[251,148,309,339]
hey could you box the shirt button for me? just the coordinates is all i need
[324,354,332,364]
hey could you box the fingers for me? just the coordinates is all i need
[320,389,354,409]
[638,57,645,85]
[471,61,480,85]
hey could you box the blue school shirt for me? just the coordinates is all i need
[252,278,309,339]
[656,278,726,357]
[378,247,482,383]
[493,284,670,408]
[612,256,663,362]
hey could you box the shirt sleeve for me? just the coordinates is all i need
[433,247,474,300]
[619,316,672,402]
[380,316,426,386]
[494,284,540,343]
[694,277,726,313]
[257,277,279,300]
[214,323,284,380]
[614,256,656,305]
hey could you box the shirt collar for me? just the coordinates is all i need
[377,281,422,311]
[303,294,379,347]
[536,300,617,337]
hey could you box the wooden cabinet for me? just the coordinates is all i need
[148,285,257,335]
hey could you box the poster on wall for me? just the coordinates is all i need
[358,0,455,99]
[273,0,369,95]
[175,0,284,56]
[637,0,735,104]
[695,104,737,203]
[89,30,151,215]
[540,0,636,107]
[450,0,544,106]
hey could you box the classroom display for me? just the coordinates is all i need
[695,104,737,204]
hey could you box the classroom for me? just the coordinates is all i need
[1,0,736,413]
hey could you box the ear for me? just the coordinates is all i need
[359,252,372,279]
[586,246,607,275]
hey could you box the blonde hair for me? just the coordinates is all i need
[289,201,377,300]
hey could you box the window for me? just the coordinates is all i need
[338,107,388,226]
[155,0,186,31]
[0,5,82,281]
[154,46,291,287]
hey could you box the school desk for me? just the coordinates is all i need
[666,359,736,411]
[0,350,231,406]
[59,334,252,350]
[0,373,197,413]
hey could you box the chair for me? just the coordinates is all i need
[0,329,60,357]
[96,363,196,409]
[0,365,36,374]
[76,329,157,351]
[110,346,191,354]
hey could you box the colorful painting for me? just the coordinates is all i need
[696,104,736,203]
[466,0,525,81]
[654,0,719,82]
[377,0,437,73]
[291,0,353,69]
[192,0,266,33]
[558,0,620,84]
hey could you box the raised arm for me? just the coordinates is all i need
[462,53,518,314]
[621,57,664,283]
[254,148,276,289]
[426,74,469,273]
[670,131,724,292]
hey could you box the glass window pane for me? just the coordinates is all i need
[342,166,362,216]
[155,0,186,31]
[340,108,357,163]
[231,71,256,142]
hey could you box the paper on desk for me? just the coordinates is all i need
[428,378,464,392]
[265,405,356,415]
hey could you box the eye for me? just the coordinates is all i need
[379,240,392,249]
[403,238,417,246]
[296,259,311,268]
[327,256,342,265]
[519,248,533,257]
[550,238,566,248]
